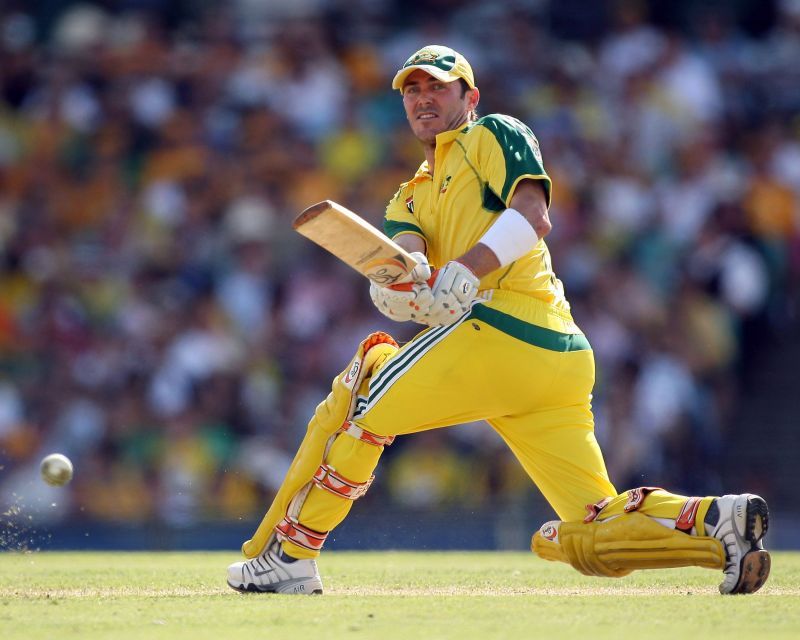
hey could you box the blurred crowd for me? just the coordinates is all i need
[0,0,798,529]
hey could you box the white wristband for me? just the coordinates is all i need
[478,208,539,267]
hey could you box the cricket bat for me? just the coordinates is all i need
[293,200,420,287]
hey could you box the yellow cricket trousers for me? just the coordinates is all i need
[285,293,711,558]
[356,304,613,521]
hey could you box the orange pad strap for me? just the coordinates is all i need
[675,497,702,533]
[340,421,395,447]
[275,517,328,551]
[313,463,375,500]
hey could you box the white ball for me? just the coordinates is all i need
[40,453,74,487]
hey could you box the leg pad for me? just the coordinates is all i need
[241,332,398,559]
[532,512,725,578]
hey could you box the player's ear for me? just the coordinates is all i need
[467,87,480,111]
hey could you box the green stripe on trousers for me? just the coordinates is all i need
[469,305,591,352]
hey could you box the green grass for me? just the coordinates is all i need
[0,551,798,640]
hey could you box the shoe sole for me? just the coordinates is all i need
[227,580,323,595]
[730,495,770,595]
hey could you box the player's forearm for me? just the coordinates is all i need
[397,231,499,279]
[454,243,501,279]
[457,180,550,277]
[458,181,549,278]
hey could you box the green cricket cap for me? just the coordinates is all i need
[391,45,475,91]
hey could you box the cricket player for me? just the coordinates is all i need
[227,45,770,595]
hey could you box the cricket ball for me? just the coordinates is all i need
[40,453,74,487]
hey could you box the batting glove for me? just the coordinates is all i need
[405,251,432,284]
[369,252,437,324]
[426,261,480,325]
[369,280,435,323]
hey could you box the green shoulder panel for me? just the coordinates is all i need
[482,185,506,212]
[384,182,425,239]
[383,219,424,239]
[476,114,551,205]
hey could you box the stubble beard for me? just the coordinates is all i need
[411,110,469,146]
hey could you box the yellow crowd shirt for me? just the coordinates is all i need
[385,114,582,337]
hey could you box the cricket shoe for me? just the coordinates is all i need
[227,542,323,594]
[705,494,770,595]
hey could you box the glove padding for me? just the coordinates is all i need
[402,251,432,285]
[370,281,435,322]
[427,261,480,326]
[369,252,435,323]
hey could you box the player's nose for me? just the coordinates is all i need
[416,90,435,107]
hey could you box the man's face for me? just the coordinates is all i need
[401,70,477,145]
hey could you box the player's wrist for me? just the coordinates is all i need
[478,208,539,267]
[452,260,477,277]
[431,260,476,278]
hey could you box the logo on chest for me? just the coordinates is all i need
[405,196,414,213]
[440,175,452,194]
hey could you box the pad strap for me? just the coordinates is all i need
[275,516,328,551]
[313,463,374,500]
[341,421,395,447]
[624,486,661,512]
[675,496,702,533]
[584,497,613,523]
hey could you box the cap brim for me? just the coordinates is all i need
[391,65,464,90]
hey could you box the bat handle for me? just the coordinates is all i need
[388,273,438,292]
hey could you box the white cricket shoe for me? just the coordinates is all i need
[227,542,323,595]
[705,494,770,595]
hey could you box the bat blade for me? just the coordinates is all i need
[293,200,419,287]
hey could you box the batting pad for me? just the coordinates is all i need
[241,332,398,559]
[532,512,725,578]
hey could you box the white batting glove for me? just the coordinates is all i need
[403,251,432,284]
[369,280,435,323]
[427,261,480,326]
[369,251,436,324]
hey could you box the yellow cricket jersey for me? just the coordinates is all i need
[385,113,585,340]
